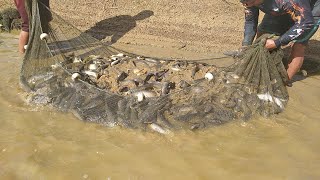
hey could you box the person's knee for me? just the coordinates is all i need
[20,30,29,40]
[291,43,306,56]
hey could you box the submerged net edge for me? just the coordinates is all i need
[20,0,290,134]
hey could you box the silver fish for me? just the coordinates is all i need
[149,123,171,134]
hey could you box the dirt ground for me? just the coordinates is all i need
[49,0,244,54]
[1,0,320,61]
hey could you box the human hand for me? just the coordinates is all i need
[265,39,276,50]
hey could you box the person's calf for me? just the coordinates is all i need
[287,43,306,80]
[18,31,29,54]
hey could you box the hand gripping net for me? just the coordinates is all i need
[20,0,289,134]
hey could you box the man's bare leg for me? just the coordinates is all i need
[287,43,306,80]
[18,30,29,54]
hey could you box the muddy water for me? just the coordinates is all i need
[1,33,320,180]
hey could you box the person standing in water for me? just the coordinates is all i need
[14,0,50,54]
[238,0,320,81]
[14,0,29,54]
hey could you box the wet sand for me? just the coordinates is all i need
[1,31,320,179]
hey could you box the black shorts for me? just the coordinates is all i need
[258,14,294,36]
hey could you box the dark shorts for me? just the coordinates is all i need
[258,0,320,43]
[14,0,29,32]
[258,14,294,36]
[14,0,51,33]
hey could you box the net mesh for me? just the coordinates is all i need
[21,0,289,133]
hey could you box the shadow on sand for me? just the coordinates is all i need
[84,10,154,43]
[48,10,154,57]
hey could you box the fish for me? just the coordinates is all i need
[111,59,120,66]
[71,73,81,81]
[132,90,157,98]
[154,69,169,81]
[191,65,200,79]
[171,64,182,71]
[178,80,190,89]
[143,72,155,84]
[257,92,286,109]
[144,58,159,63]
[116,71,128,83]
[120,79,139,87]
[157,111,173,128]
[161,82,170,95]
[118,86,129,93]
[62,53,75,65]
[83,70,98,78]
[161,82,175,95]
[190,122,206,130]
[148,123,171,134]
[88,63,98,70]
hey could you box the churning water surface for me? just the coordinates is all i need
[0,33,320,180]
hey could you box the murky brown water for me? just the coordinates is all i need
[1,33,320,180]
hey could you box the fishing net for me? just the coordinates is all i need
[21,0,289,133]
